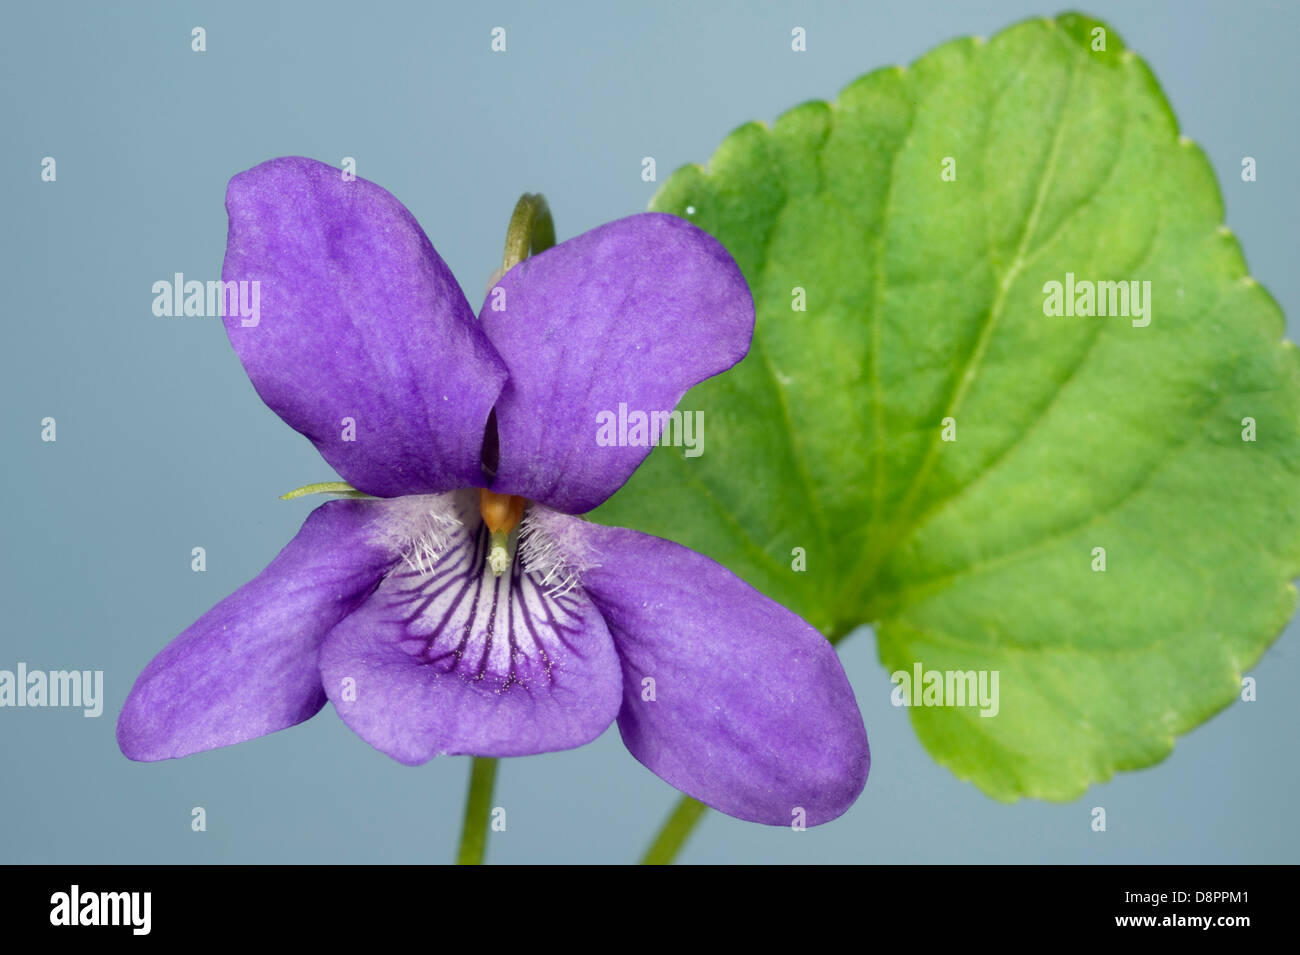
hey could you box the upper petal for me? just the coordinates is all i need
[539,511,869,825]
[223,156,507,497]
[318,492,623,763]
[117,498,404,761]
[480,213,753,513]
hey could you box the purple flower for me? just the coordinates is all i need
[118,156,869,826]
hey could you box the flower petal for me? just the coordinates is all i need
[117,499,405,761]
[480,213,753,513]
[536,510,869,825]
[223,156,507,497]
[319,492,623,763]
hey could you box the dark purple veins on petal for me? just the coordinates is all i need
[381,521,590,691]
[317,492,623,762]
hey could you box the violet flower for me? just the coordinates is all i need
[118,157,869,826]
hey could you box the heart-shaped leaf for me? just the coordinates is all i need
[592,13,1300,800]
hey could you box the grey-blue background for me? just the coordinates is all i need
[2,0,1296,864]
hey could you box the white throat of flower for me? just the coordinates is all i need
[381,491,590,599]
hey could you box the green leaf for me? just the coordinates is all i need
[591,12,1300,800]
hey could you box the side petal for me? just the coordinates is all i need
[480,212,753,513]
[540,511,869,825]
[117,499,405,761]
[223,156,507,497]
[319,492,623,763]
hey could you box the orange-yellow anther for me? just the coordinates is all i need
[479,489,526,534]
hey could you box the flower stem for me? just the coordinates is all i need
[455,756,498,865]
[639,796,707,865]
[501,193,555,272]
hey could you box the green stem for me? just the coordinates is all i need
[640,796,708,865]
[501,193,555,272]
[455,757,498,865]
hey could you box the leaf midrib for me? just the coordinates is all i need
[834,37,1082,623]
